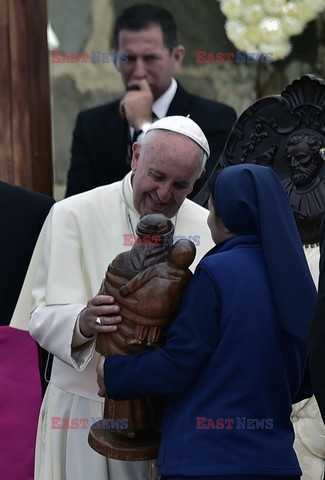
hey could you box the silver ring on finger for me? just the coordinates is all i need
[96,317,102,326]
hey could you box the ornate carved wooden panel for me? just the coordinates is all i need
[218,74,325,244]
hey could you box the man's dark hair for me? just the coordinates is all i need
[112,3,178,52]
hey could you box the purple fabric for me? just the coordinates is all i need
[0,326,42,480]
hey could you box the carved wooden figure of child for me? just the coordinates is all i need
[89,213,196,460]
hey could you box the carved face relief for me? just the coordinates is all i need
[284,135,324,188]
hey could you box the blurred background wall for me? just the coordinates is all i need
[48,0,325,199]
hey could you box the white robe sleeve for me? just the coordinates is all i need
[12,203,97,371]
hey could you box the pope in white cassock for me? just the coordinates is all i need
[10,116,215,480]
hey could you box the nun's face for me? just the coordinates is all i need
[207,197,229,245]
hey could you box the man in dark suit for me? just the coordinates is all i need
[0,181,54,480]
[0,181,54,325]
[65,3,237,205]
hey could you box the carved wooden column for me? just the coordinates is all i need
[0,0,52,195]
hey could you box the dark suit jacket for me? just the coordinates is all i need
[308,215,325,423]
[66,83,236,203]
[0,181,54,325]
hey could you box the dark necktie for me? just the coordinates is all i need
[126,112,158,167]
[126,128,141,167]
[126,114,158,166]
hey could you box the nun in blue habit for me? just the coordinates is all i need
[100,164,317,480]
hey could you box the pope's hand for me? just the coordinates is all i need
[79,294,122,338]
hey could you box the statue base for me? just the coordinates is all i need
[88,421,161,461]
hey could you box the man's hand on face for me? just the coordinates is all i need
[119,79,154,130]
[79,293,122,338]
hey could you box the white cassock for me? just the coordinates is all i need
[292,246,325,480]
[10,172,214,480]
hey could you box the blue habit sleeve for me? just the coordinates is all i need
[105,268,219,400]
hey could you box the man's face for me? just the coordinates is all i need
[115,25,184,99]
[131,133,204,218]
[285,139,321,187]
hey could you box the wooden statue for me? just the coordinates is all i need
[217,74,325,245]
[88,213,196,460]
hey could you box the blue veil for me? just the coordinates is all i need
[214,164,317,341]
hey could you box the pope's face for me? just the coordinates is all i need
[131,133,204,218]
[115,25,184,99]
